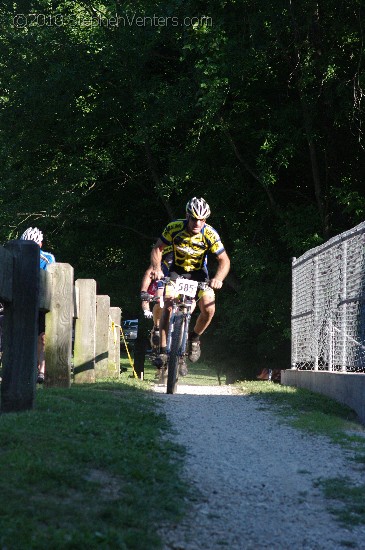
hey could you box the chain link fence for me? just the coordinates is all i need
[292,221,365,372]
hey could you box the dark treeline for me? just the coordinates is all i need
[1,1,365,377]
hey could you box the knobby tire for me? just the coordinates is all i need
[167,313,185,394]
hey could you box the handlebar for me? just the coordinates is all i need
[158,276,210,288]
[140,277,213,303]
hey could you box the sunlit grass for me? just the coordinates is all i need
[0,378,188,549]
[120,349,223,387]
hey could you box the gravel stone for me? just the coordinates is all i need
[152,383,365,549]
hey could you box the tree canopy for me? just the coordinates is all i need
[1,0,365,376]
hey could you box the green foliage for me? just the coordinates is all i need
[1,0,365,373]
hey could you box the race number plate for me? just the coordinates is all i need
[175,278,198,297]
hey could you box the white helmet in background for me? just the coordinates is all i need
[20,227,43,245]
[186,197,211,220]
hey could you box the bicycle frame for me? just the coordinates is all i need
[166,295,194,358]
[160,277,209,393]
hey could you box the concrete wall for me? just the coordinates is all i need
[281,370,365,425]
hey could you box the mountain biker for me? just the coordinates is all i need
[140,246,190,375]
[20,227,56,384]
[140,246,173,319]
[140,245,173,342]
[150,197,230,368]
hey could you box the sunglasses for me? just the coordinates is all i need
[188,215,205,222]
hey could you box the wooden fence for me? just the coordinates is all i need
[0,239,121,413]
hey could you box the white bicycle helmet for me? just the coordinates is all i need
[20,227,43,245]
[186,197,211,220]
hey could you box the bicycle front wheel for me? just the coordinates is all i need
[167,313,185,394]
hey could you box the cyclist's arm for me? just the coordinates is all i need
[140,267,153,314]
[210,251,230,290]
[140,266,153,292]
[150,239,166,280]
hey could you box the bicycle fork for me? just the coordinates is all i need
[180,311,191,357]
[166,307,191,358]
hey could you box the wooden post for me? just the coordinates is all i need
[44,264,74,387]
[134,312,149,379]
[95,295,110,379]
[108,307,121,379]
[1,240,39,412]
[73,279,96,383]
[0,246,13,302]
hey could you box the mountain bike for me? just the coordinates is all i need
[160,277,209,394]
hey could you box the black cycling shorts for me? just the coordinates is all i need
[38,312,46,335]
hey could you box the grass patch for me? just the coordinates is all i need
[316,477,365,527]
[127,351,222,387]
[177,362,221,386]
[0,379,188,549]
[236,380,361,439]
[7,356,363,545]
[236,380,365,530]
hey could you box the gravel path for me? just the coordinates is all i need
[152,383,365,549]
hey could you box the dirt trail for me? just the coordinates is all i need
[152,383,365,550]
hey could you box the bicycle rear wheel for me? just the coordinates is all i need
[167,313,185,394]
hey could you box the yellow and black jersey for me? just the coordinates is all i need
[161,244,173,275]
[160,219,225,274]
